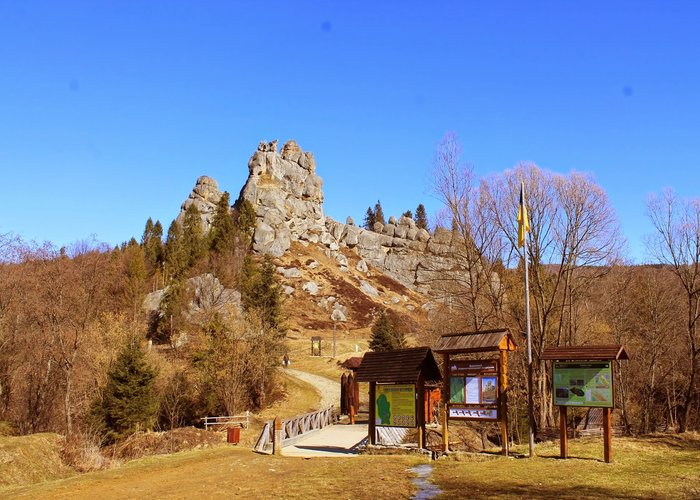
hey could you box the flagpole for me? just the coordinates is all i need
[519,181,535,458]
[524,222,535,458]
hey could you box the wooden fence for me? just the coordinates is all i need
[201,412,250,431]
[254,406,337,453]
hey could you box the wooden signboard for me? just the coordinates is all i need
[447,360,499,421]
[541,345,629,464]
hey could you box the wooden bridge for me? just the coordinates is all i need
[254,407,339,453]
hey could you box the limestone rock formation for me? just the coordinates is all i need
[170,139,492,298]
[176,175,224,231]
[237,139,323,257]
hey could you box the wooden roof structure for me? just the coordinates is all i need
[339,356,363,371]
[432,328,517,354]
[541,345,629,361]
[354,347,443,384]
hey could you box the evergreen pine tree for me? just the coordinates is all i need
[363,206,376,230]
[368,309,406,351]
[415,204,428,230]
[183,204,206,266]
[240,254,284,331]
[234,198,257,238]
[165,220,187,278]
[209,192,234,254]
[374,201,386,225]
[141,218,154,246]
[402,210,413,219]
[94,340,158,443]
[141,218,164,269]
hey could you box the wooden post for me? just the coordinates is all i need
[368,382,376,445]
[442,353,450,452]
[417,379,425,449]
[340,373,348,415]
[350,404,355,425]
[603,407,613,463]
[559,406,568,459]
[499,350,509,456]
[273,416,282,455]
[442,404,449,453]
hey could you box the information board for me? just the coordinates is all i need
[553,361,613,408]
[375,384,417,428]
[447,360,499,421]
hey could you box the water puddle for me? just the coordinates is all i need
[411,464,442,500]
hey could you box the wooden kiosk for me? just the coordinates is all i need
[541,345,629,463]
[355,347,442,449]
[433,329,517,455]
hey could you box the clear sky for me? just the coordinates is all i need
[1,1,698,263]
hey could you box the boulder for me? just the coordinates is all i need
[303,281,319,295]
[360,280,379,297]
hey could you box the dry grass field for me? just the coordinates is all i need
[3,431,699,499]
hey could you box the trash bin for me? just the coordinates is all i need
[227,427,240,444]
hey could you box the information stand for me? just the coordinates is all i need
[541,345,629,463]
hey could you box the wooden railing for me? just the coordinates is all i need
[201,412,250,430]
[254,406,337,453]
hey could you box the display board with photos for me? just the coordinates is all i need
[448,360,499,421]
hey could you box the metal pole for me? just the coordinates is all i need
[333,321,336,358]
[525,232,535,457]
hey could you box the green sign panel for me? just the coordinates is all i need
[375,384,416,428]
[553,361,613,408]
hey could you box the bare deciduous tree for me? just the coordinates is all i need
[430,132,509,331]
[646,190,700,432]
[485,163,623,429]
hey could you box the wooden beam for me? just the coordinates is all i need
[368,382,376,445]
[417,378,425,449]
[442,353,450,452]
[499,349,509,456]
[559,406,568,459]
[604,407,613,463]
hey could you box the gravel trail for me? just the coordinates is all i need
[285,368,341,409]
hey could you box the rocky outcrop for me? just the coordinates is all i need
[230,139,478,293]
[176,176,224,231]
[237,140,324,257]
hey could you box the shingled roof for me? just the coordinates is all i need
[541,345,629,360]
[354,347,443,384]
[432,328,517,354]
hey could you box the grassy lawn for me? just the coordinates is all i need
[432,433,700,499]
[2,446,423,499]
[3,434,698,499]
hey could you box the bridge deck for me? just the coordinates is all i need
[282,423,368,457]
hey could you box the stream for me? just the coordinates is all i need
[411,464,442,499]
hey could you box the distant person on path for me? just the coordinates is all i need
[282,354,290,368]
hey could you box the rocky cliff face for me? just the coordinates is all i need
[176,175,224,232]
[229,140,463,295]
[237,139,325,257]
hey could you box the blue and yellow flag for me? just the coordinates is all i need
[517,182,530,247]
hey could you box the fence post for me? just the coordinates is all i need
[273,416,282,455]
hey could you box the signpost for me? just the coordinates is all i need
[433,329,517,456]
[311,336,322,356]
[542,345,629,463]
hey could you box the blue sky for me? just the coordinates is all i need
[1,1,698,263]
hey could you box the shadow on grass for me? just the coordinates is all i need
[436,480,646,500]
[636,433,700,451]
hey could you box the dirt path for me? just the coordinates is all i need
[285,368,340,409]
